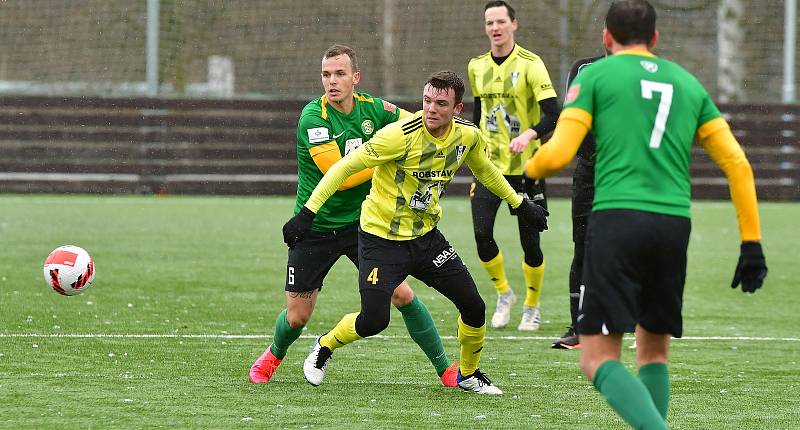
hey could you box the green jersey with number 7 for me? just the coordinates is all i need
[564,52,721,218]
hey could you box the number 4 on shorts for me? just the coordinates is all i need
[367,267,379,285]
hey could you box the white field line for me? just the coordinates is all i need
[1,333,798,342]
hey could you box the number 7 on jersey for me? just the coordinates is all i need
[640,80,674,149]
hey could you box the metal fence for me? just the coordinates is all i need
[0,0,796,103]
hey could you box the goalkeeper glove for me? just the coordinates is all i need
[282,206,315,248]
[731,242,767,293]
[516,198,549,232]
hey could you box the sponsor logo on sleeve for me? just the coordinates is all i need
[383,100,397,113]
[565,84,581,104]
[307,127,330,143]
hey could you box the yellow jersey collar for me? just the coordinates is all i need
[616,48,656,58]
[320,93,368,120]
[320,95,329,120]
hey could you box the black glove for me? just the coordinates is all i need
[525,177,547,209]
[516,198,549,232]
[282,206,315,248]
[731,242,767,293]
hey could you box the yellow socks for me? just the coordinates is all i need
[320,312,362,351]
[522,260,545,308]
[457,317,486,376]
[480,251,511,294]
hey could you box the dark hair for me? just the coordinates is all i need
[484,0,515,21]
[426,71,465,104]
[323,44,358,71]
[605,0,656,46]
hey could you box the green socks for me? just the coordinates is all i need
[639,362,670,419]
[398,295,451,376]
[593,360,668,430]
[269,309,304,359]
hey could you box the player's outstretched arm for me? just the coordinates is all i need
[697,118,767,293]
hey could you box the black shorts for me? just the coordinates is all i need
[471,175,547,214]
[357,228,468,295]
[571,158,595,244]
[285,223,359,292]
[576,209,691,338]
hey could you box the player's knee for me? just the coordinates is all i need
[285,309,311,328]
[524,250,544,267]
[474,237,499,262]
[460,298,486,328]
[637,352,668,367]
[635,331,670,365]
[579,355,597,380]
[473,227,492,245]
[390,281,414,307]
[355,313,390,337]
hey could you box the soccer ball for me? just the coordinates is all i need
[43,245,96,296]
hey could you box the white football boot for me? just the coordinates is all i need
[490,289,516,328]
[517,306,542,331]
[303,336,333,386]
[457,369,503,395]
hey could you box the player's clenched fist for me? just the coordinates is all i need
[515,198,549,232]
[731,242,767,293]
[282,206,315,247]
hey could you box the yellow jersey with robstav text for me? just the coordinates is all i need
[468,44,557,174]
[356,112,518,240]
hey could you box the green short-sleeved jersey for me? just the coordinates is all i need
[468,44,557,174]
[565,52,721,218]
[295,92,401,231]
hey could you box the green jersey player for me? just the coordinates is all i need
[526,1,767,428]
[249,45,458,387]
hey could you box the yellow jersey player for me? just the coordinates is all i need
[468,1,560,331]
[283,71,548,395]
[526,1,767,427]
[249,45,459,388]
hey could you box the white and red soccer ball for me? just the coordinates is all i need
[43,245,95,296]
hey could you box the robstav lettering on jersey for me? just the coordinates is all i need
[353,113,494,240]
